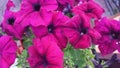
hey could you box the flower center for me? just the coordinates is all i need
[33,3,41,11]
[80,28,87,35]
[43,57,48,68]
[85,9,93,13]
[8,17,15,25]
[33,55,48,68]
[47,24,54,33]
[111,32,119,39]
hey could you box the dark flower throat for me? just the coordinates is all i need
[8,17,15,25]
[47,24,54,33]
[85,9,93,13]
[33,3,41,11]
[111,32,120,39]
[80,28,87,35]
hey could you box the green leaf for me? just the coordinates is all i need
[64,44,94,68]
[17,49,30,68]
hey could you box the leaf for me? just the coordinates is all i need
[64,44,94,68]
[17,49,30,68]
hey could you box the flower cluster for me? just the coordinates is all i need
[1,0,120,67]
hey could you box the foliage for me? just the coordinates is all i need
[64,44,94,68]
[17,50,30,68]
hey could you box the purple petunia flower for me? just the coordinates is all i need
[57,0,82,11]
[63,15,100,49]
[57,0,74,11]
[1,10,28,40]
[95,17,120,55]
[17,0,58,30]
[6,0,15,10]
[19,0,57,19]
[20,0,58,12]
[81,0,93,3]
[1,0,29,40]
[0,36,17,68]
[28,36,64,68]
[72,1,104,20]
[31,11,69,49]
[20,0,57,15]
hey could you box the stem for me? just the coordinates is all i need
[20,40,24,49]
[18,40,24,54]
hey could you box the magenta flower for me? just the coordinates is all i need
[28,36,64,68]
[57,0,81,11]
[1,0,30,40]
[31,11,69,49]
[72,1,104,20]
[19,0,57,16]
[63,15,100,49]
[94,17,120,55]
[6,0,15,10]
[0,36,17,68]
[57,0,74,11]
[20,0,57,12]
[1,10,28,40]
[17,0,58,29]
[81,0,93,3]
